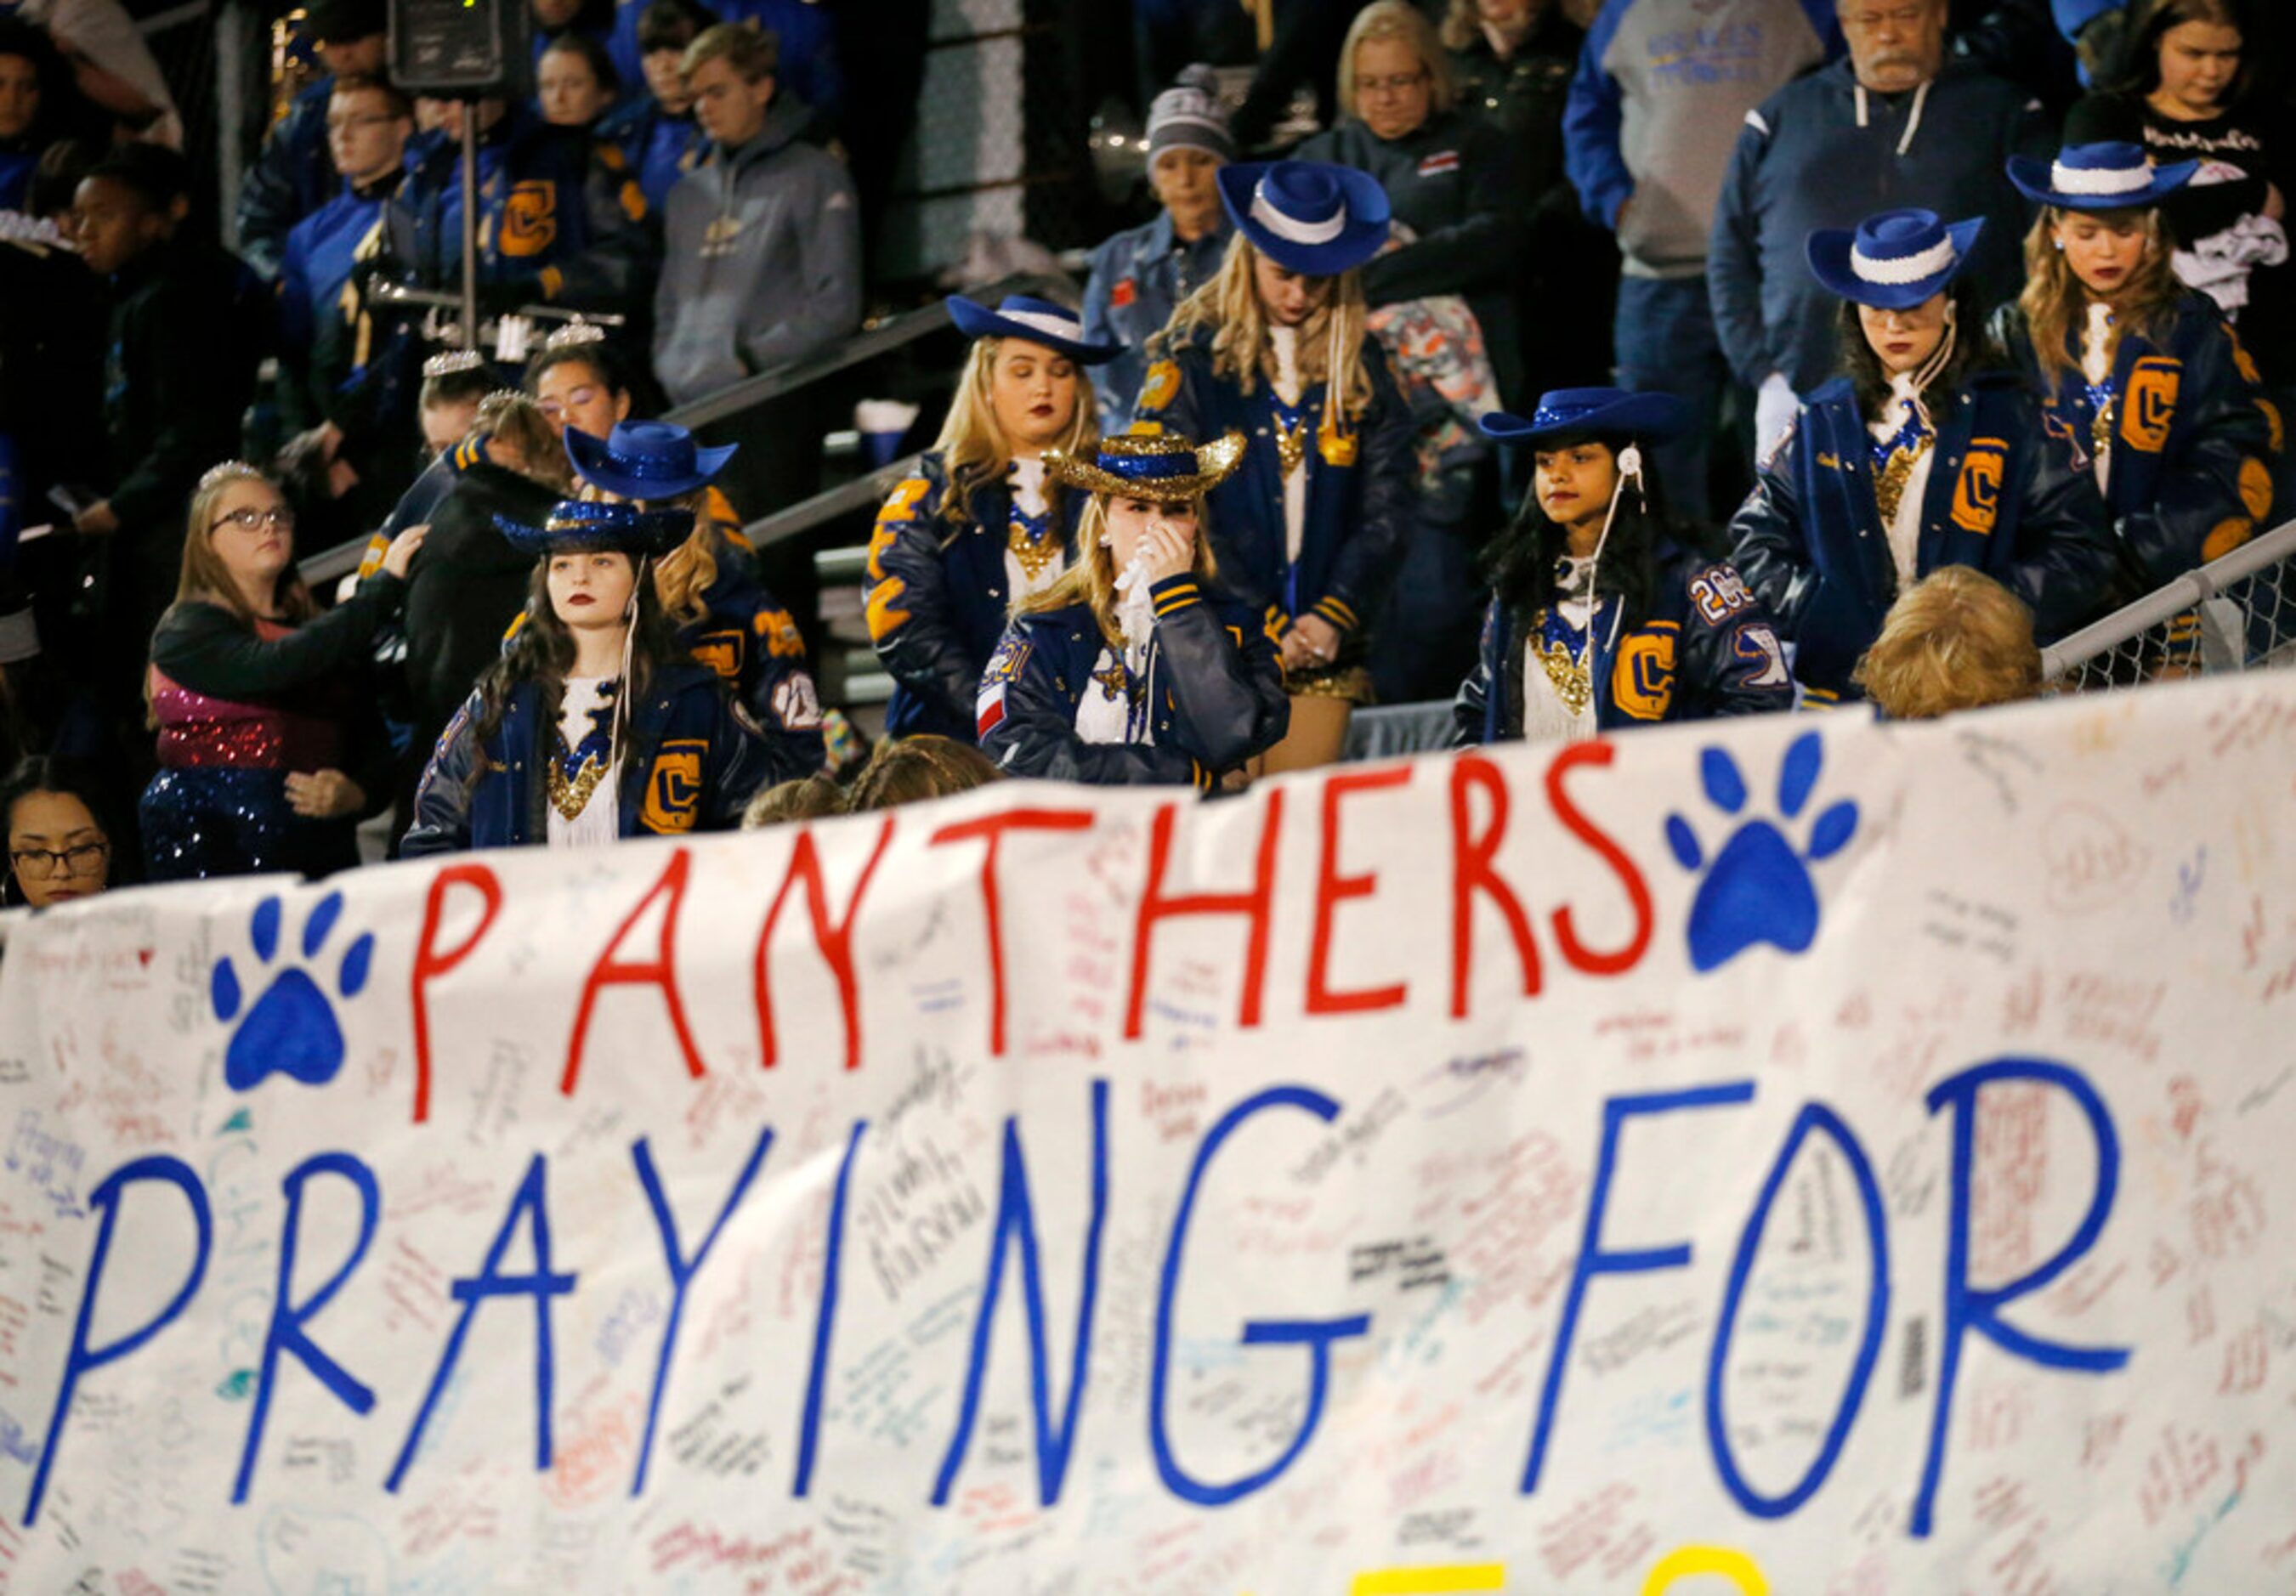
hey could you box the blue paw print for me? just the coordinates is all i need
[1666,732,1858,973]
[211,892,375,1091]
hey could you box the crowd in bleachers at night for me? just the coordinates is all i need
[0,0,2285,909]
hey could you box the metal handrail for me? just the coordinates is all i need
[2041,516,2296,680]
[661,269,1068,429]
[294,269,1069,586]
[744,453,923,552]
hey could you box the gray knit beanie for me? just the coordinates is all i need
[1146,65,1236,164]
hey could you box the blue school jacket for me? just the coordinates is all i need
[976,576,1288,787]
[1133,325,1415,649]
[863,448,1088,742]
[402,661,767,852]
[1992,291,2276,592]
[1728,371,2116,699]
[1453,539,1796,742]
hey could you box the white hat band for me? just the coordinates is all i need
[1851,234,1957,286]
[2050,159,2153,197]
[995,308,1086,342]
[1250,184,1346,245]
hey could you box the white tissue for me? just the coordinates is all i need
[1114,553,1159,652]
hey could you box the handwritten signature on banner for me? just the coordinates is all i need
[0,677,2293,1591]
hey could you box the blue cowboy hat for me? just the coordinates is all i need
[1479,387,1688,447]
[564,420,737,501]
[944,294,1120,365]
[1806,208,1986,311]
[2007,140,2198,212]
[1216,160,1390,276]
[494,498,694,558]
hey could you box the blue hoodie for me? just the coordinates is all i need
[1707,55,2049,395]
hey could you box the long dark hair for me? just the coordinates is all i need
[1835,279,1997,423]
[465,555,682,792]
[1482,435,1690,637]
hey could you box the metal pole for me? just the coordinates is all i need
[458,105,479,351]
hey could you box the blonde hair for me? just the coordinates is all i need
[931,337,1097,527]
[1340,0,1455,117]
[846,734,1001,811]
[1018,492,1221,650]
[1853,566,2042,719]
[1439,0,1549,50]
[741,772,844,828]
[1157,234,1375,416]
[649,489,719,628]
[2016,206,2180,388]
[476,391,577,495]
[682,20,774,82]
[173,462,317,626]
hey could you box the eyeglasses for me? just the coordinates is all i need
[1358,70,1429,96]
[11,841,108,880]
[212,507,296,533]
[538,386,600,421]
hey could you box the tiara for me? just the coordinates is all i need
[422,348,487,377]
[196,460,266,492]
[543,320,609,350]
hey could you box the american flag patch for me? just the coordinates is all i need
[977,682,1007,739]
[1418,150,1460,177]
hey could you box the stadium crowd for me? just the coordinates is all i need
[0,0,2287,907]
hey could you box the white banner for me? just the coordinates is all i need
[1,674,2293,1593]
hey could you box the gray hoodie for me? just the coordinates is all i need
[653,98,862,406]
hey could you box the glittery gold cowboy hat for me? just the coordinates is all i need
[1044,430,1246,502]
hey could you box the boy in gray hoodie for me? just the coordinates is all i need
[653,22,860,408]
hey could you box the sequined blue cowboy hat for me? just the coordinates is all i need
[1806,208,1986,311]
[493,497,694,557]
[1216,159,1390,276]
[2007,139,2199,212]
[563,419,738,501]
[1044,428,1246,502]
[944,293,1121,365]
[1478,387,1689,447]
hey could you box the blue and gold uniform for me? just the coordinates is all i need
[864,450,1089,742]
[1454,541,1794,742]
[674,529,827,782]
[978,575,1287,788]
[1993,291,2275,592]
[403,660,766,852]
[385,105,656,321]
[1131,325,1414,676]
[1729,372,2115,699]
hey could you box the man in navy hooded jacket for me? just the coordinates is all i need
[1708,0,2049,451]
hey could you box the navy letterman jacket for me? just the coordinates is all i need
[1132,326,1415,648]
[1728,371,2116,698]
[976,575,1289,787]
[864,449,1088,742]
[1453,539,1795,743]
[1992,291,2276,592]
[402,661,768,853]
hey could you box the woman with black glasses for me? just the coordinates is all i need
[1,756,122,908]
[140,461,423,880]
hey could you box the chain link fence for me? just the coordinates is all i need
[2042,519,2296,693]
